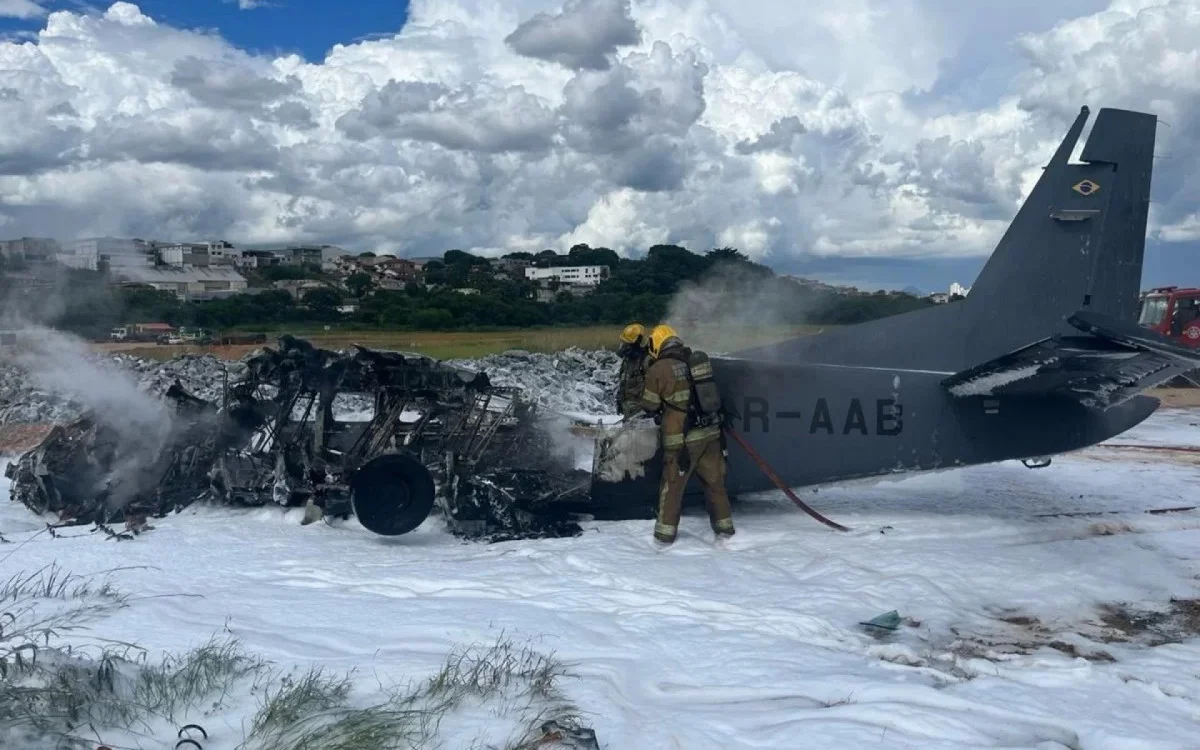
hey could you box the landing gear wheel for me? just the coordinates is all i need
[350,453,436,536]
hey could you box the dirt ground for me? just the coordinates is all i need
[1149,388,1200,408]
[89,324,830,361]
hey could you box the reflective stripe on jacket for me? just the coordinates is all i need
[640,348,701,450]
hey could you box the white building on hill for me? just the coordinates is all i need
[524,265,609,286]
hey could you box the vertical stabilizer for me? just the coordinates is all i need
[964,106,1156,329]
[731,105,1158,373]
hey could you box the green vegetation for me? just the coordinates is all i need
[2,243,935,340]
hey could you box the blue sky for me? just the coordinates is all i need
[0,1,411,61]
[773,240,1196,296]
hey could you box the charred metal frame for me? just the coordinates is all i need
[7,335,596,541]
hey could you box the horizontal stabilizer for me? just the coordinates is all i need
[941,311,1200,409]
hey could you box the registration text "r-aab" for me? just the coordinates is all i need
[741,397,903,436]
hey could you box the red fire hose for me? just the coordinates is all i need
[724,426,851,532]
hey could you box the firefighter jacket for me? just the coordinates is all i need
[617,348,649,413]
[639,347,721,450]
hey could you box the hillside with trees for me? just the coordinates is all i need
[1,244,935,338]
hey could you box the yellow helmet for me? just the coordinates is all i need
[648,324,680,358]
[620,323,645,345]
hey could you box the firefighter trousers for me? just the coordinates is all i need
[654,436,734,543]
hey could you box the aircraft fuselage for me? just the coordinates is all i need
[713,356,1160,496]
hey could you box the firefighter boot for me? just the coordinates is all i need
[301,497,324,526]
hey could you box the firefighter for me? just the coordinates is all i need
[639,324,734,545]
[616,323,650,417]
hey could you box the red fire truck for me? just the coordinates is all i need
[1138,286,1200,347]
[1139,286,1200,387]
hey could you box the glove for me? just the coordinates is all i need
[676,448,690,476]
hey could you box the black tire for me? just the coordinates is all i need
[350,453,436,536]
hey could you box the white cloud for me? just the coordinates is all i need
[0,0,1197,265]
[0,0,44,20]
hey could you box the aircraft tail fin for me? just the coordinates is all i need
[963,106,1157,330]
[727,105,1159,373]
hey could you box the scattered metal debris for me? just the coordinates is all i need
[537,719,601,750]
[860,610,902,631]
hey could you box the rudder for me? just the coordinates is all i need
[1077,108,1157,322]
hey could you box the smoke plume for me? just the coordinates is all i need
[2,308,181,513]
[663,261,814,355]
[538,410,600,472]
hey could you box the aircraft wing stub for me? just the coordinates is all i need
[940,310,1200,409]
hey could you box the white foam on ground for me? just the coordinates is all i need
[2,410,1200,748]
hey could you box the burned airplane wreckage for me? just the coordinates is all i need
[5,335,655,541]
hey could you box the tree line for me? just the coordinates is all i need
[0,244,936,338]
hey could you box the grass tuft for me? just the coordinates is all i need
[136,637,268,722]
[1,568,594,749]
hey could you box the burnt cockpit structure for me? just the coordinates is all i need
[6,335,599,541]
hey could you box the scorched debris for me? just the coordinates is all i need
[4,335,595,541]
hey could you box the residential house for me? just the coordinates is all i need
[160,241,240,268]
[377,278,408,292]
[0,237,61,262]
[273,279,331,300]
[371,256,421,282]
[334,255,366,272]
[493,257,531,279]
[242,249,283,268]
[283,245,345,271]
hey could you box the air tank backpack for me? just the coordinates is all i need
[685,349,723,426]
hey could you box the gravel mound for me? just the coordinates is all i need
[1,345,621,425]
[450,348,620,417]
[0,352,248,425]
